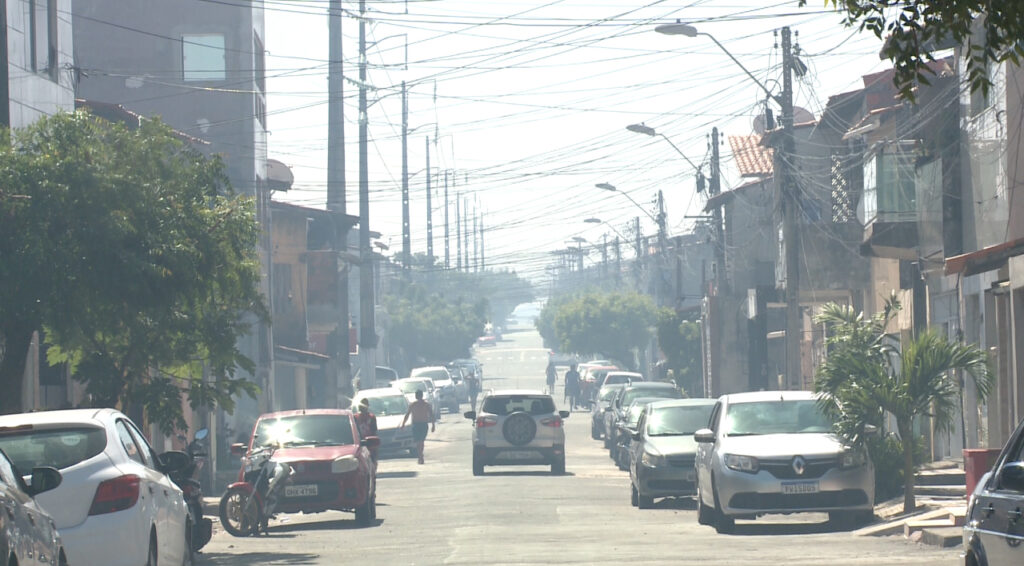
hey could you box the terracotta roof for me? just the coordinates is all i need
[729,135,773,178]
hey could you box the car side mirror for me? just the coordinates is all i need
[999,461,1024,491]
[156,450,191,473]
[464,411,477,420]
[230,442,247,456]
[694,428,715,443]
[558,410,570,419]
[27,466,62,496]
[361,436,381,448]
[630,431,641,442]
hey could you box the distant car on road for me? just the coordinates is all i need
[351,388,414,456]
[394,378,442,420]
[353,365,400,390]
[628,398,716,508]
[590,384,627,440]
[410,366,459,413]
[465,390,569,476]
[694,391,875,533]
[963,415,1024,566]
[0,408,191,566]
[0,447,66,566]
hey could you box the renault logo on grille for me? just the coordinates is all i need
[792,456,807,476]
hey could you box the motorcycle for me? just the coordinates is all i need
[218,445,293,537]
[169,428,213,554]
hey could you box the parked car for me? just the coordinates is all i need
[0,408,191,566]
[590,384,627,440]
[963,415,1024,566]
[233,409,378,524]
[602,371,644,388]
[628,398,716,508]
[351,389,415,456]
[0,448,66,566]
[694,391,875,533]
[464,390,569,476]
[604,382,682,451]
[410,366,459,413]
[444,365,470,404]
[613,397,664,470]
[353,365,400,390]
[394,378,442,420]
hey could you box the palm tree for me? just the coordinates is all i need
[815,298,992,513]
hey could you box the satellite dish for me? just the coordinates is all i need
[753,113,767,134]
[793,106,815,124]
[266,159,294,192]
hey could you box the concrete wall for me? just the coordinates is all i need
[7,0,75,128]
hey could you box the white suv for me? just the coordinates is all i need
[464,390,568,476]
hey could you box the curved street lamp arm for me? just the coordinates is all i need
[657,133,702,172]
[699,32,779,105]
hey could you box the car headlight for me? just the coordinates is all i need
[331,455,360,474]
[723,453,759,473]
[840,449,868,468]
[641,450,666,468]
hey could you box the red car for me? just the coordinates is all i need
[232,409,378,524]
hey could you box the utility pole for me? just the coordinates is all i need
[444,171,450,269]
[710,127,727,294]
[480,210,485,271]
[456,191,462,270]
[327,0,349,405]
[781,27,801,390]
[472,198,479,272]
[401,81,410,271]
[357,0,376,389]
[602,234,608,279]
[614,237,622,285]
[425,136,433,264]
[463,197,470,271]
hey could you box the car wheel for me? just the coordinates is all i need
[145,533,158,566]
[58,549,68,566]
[551,454,566,475]
[603,431,613,449]
[591,423,601,440]
[637,492,654,509]
[355,485,375,526]
[630,483,639,507]
[182,519,194,566]
[711,476,734,534]
[696,477,713,525]
[472,453,484,476]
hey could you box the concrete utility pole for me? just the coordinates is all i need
[615,237,621,284]
[357,0,376,389]
[710,127,727,294]
[780,27,801,390]
[602,234,608,278]
[463,197,470,271]
[425,136,433,264]
[456,191,462,270]
[480,210,485,271]
[401,81,410,271]
[444,170,450,269]
[327,0,349,405]
[472,198,479,272]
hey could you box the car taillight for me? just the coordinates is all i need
[89,475,141,516]
[540,417,563,428]
[477,416,498,428]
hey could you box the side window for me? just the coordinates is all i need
[115,421,145,466]
[708,403,722,432]
[637,411,647,435]
[125,421,157,469]
[0,451,16,487]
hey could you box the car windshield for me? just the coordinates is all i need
[482,395,556,416]
[626,403,648,427]
[412,369,449,381]
[0,427,108,472]
[620,387,680,407]
[365,395,409,417]
[253,415,355,448]
[647,405,715,436]
[598,387,623,403]
[397,380,430,394]
[723,399,832,436]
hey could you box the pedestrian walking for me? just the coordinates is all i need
[354,398,379,461]
[400,389,436,464]
[564,364,581,410]
[545,361,557,395]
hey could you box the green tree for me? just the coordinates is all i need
[808,1,1024,101]
[551,291,657,370]
[815,299,993,513]
[536,293,575,350]
[385,288,486,370]
[0,112,265,432]
[656,309,703,394]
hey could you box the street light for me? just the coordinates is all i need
[584,217,628,242]
[625,123,703,174]
[595,183,658,223]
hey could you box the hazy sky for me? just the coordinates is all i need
[265,0,891,282]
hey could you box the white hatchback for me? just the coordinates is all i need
[0,408,190,566]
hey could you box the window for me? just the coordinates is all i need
[116,421,145,465]
[182,34,226,81]
[0,427,106,471]
[125,421,156,469]
[253,415,355,448]
[28,0,57,80]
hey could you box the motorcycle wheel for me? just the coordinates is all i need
[219,486,260,537]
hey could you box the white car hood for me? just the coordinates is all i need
[719,433,846,458]
[376,414,405,431]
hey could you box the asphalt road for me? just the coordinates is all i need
[197,324,963,565]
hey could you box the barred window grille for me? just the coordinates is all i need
[831,154,854,222]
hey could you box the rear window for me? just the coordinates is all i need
[0,427,107,472]
[482,395,556,416]
[621,387,680,407]
[253,415,355,448]
[723,400,831,436]
[397,380,430,394]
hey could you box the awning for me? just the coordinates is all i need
[944,236,1024,276]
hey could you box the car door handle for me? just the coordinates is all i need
[148,485,155,495]
[983,503,995,518]
[1009,508,1023,523]
[26,513,35,525]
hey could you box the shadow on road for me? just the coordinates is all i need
[376,471,419,479]
[726,520,849,536]
[478,470,577,477]
[648,497,698,511]
[197,551,319,565]
[270,517,385,533]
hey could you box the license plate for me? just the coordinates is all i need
[781,481,818,494]
[285,484,318,497]
[497,451,539,460]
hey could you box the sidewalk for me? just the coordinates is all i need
[856,461,967,548]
